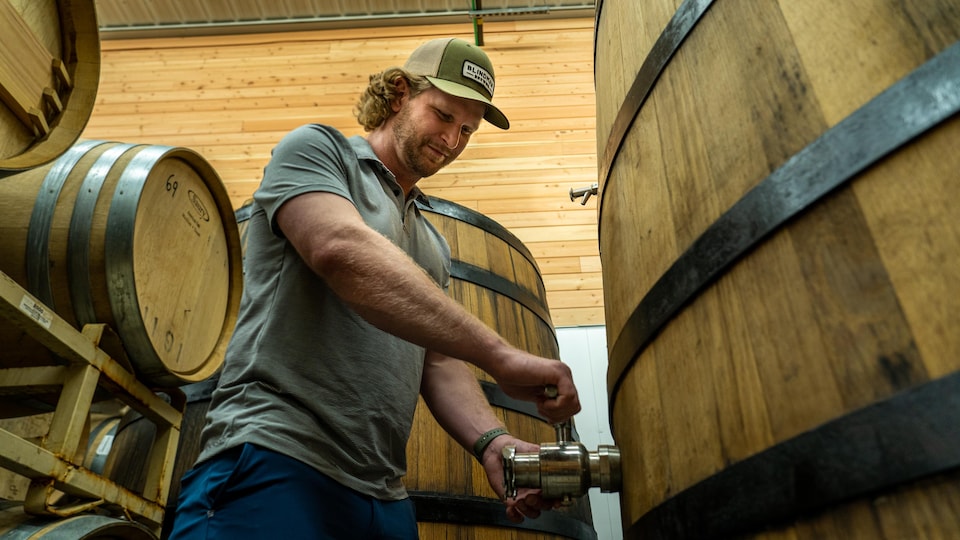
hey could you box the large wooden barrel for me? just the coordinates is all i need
[411,197,596,540]
[0,141,243,387]
[0,0,100,172]
[595,0,960,538]
[0,501,155,539]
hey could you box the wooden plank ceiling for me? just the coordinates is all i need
[94,0,597,37]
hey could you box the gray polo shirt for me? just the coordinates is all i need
[195,124,451,500]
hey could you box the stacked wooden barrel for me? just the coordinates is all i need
[595,0,960,538]
[0,141,243,388]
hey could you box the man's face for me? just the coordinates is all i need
[391,87,485,179]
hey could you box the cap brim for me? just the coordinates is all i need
[427,76,510,130]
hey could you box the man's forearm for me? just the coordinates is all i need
[420,350,505,455]
[280,191,512,375]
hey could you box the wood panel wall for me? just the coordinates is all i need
[80,18,603,328]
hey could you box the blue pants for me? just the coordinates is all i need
[167,443,419,539]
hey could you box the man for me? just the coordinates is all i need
[168,37,581,539]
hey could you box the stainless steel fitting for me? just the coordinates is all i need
[502,420,621,501]
[569,183,599,205]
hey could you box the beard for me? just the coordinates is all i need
[391,105,454,179]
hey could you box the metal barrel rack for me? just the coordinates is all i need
[0,270,183,535]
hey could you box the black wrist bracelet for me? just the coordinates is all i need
[472,427,509,460]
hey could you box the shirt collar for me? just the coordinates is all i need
[349,135,432,207]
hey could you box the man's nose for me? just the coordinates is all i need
[441,126,461,149]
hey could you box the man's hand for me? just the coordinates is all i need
[492,351,581,425]
[479,435,562,523]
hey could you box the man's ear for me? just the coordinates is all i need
[391,76,410,112]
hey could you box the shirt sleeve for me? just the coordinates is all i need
[254,124,355,238]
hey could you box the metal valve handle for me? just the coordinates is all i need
[503,385,622,500]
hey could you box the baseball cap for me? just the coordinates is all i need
[404,38,510,130]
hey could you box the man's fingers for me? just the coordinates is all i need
[504,489,553,523]
[536,394,581,424]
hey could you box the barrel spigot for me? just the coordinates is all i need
[569,183,599,205]
[502,419,621,502]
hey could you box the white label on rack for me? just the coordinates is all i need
[96,435,114,455]
[19,295,53,329]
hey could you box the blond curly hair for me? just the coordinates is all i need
[354,68,433,131]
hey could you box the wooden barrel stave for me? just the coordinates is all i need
[596,0,960,537]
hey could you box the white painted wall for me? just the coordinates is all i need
[556,325,623,540]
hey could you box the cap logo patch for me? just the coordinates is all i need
[462,60,495,97]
